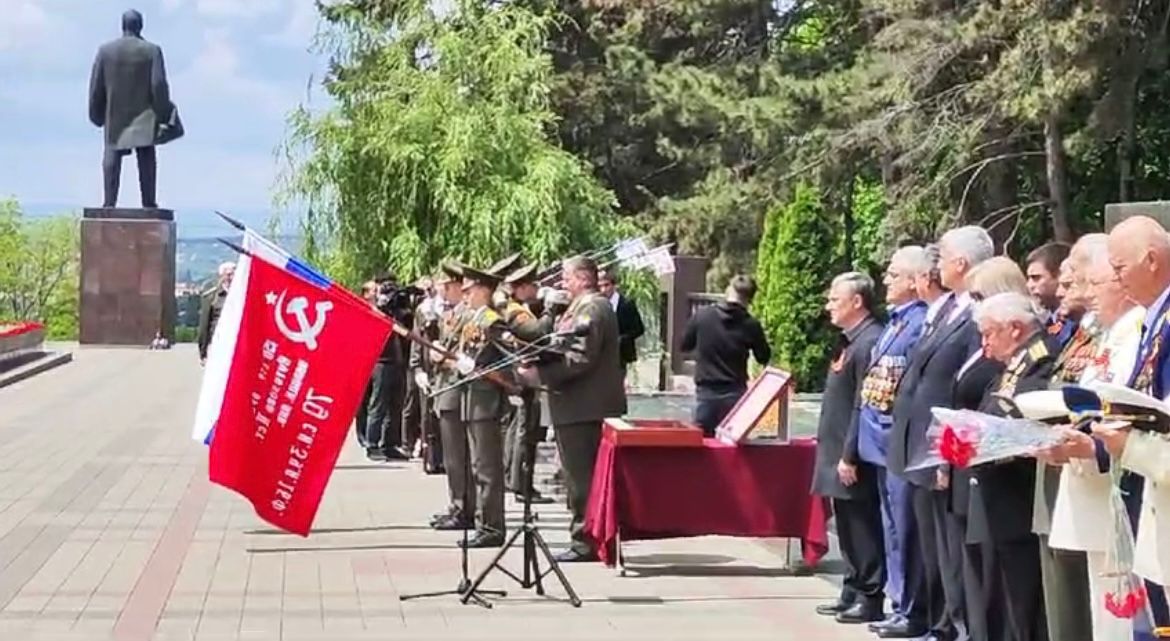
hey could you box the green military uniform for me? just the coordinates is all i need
[453,265,517,547]
[410,295,444,474]
[500,263,554,501]
[431,262,473,530]
[196,285,227,362]
[537,288,627,559]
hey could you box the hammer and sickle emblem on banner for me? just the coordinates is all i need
[274,290,334,350]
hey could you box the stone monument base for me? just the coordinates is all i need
[1104,201,1170,231]
[80,207,177,345]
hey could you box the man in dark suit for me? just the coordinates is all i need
[813,271,886,624]
[966,292,1055,641]
[196,262,234,365]
[519,256,627,562]
[88,10,177,209]
[887,226,994,641]
[1024,242,1072,343]
[599,271,645,374]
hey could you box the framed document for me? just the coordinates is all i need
[716,367,793,444]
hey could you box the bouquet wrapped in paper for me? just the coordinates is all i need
[1101,462,1154,623]
[906,407,1066,471]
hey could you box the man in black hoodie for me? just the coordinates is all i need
[681,275,772,435]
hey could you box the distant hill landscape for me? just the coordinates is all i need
[176,235,306,286]
[19,202,305,284]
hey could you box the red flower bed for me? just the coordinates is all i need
[0,322,44,339]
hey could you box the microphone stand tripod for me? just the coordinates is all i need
[398,393,506,608]
[399,330,583,607]
[460,402,581,607]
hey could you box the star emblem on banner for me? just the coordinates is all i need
[265,292,278,305]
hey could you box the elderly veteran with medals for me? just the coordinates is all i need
[1031,235,1105,641]
[1096,215,1170,635]
[1038,242,1142,641]
[965,292,1054,641]
[856,248,928,638]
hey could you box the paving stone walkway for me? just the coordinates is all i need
[0,346,871,641]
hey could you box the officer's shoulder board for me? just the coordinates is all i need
[481,308,501,324]
[1028,340,1049,362]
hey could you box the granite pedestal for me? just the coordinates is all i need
[1104,201,1170,231]
[80,208,177,345]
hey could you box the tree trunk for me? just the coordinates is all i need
[1119,94,1137,202]
[1044,113,1075,242]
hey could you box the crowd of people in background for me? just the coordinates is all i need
[813,218,1170,641]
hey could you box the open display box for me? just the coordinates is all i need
[715,367,794,444]
[602,417,704,447]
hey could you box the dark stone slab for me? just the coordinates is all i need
[1104,201,1170,231]
[660,256,709,376]
[79,216,177,345]
[83,207,174,221]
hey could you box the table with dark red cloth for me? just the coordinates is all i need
[583,435,830,568]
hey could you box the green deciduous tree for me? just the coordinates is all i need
[0,200,79,339]
[281,0,628,285]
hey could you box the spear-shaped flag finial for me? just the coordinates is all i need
[217,238,252,257]
[214,210,247,232]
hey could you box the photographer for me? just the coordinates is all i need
[362,271,411,461]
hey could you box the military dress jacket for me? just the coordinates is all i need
[455,305,512,422]
[433,302,467,414]
[966,333,1056,545]
[537,291,627,425]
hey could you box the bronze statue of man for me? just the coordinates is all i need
[88,10,183,209]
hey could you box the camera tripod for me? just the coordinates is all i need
[460,403,581,607]
[399,401,505,608]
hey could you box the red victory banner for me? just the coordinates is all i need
[208,256,393,536]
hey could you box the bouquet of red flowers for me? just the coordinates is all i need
[1102,462,1155,623]
[906,408,1066,471]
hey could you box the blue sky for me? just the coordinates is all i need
[0,0,329,235]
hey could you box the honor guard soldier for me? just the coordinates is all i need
[429,261,473,531]
[452,265,518,548]
[501,263,554,504]
[488,253,523,311]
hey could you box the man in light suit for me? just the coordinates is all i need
[888,226,994,641]
[1031,235,1104,641]
[1043,243,1142,641]
[1095,215,1170,638]
[855,247,928,637]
